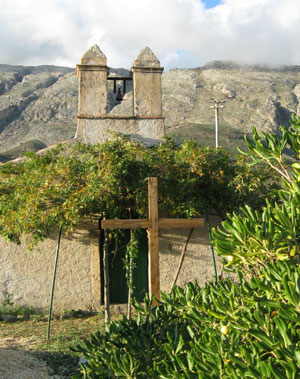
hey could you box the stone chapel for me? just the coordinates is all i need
[0,46,221,312]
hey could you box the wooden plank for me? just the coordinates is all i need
[102,218,205,230]
[159,218,205,229]
[148,177,160,301]
[103,229,110,324]
[101,219,149,229]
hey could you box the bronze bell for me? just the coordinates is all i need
[116,87,123,101]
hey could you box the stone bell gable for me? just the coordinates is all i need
[77,45,109,118]
[132,47,163,117]
[75,45,165,145]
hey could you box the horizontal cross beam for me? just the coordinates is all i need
[101,219,149,229]
[101,218,205,229]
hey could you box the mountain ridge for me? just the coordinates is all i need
[0,61,300,161]
[197,61,300,72]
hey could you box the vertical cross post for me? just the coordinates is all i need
[148,177,160,301]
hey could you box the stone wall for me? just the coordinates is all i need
[76,117,165,145]
[0,220,100,311]
[0,216,222,311]
[159,216,222,292]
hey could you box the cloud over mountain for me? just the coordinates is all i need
[0,0,299,69]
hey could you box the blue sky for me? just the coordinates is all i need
[202,0,222,8]
[0,0,299,69]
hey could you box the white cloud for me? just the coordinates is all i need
[195,0,300,65]
[0,0,299,69]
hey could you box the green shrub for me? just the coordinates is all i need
[72,116,300,378]
[0,136,277,247]
[213,115,300,276]
[73,261,300,378]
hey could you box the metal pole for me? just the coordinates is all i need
[47,225,63,340]
[205,213,218,282]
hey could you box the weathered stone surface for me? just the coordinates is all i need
[131,47,163,118]
[76,117,164,145]
[76,118,137,144]
[0,220,100,311]
[132,70,163,116]
[293,84,300,114]
[80,44,107,66]
[133,47,160,68]
[137,118,165,141]
[159,216,223,292]
[108,91,133,116]
[77,69,108,117]
[77,45,110,119]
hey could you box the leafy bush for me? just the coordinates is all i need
[73,260,300,378]
[213,115,300,275]
[0,136,276,246]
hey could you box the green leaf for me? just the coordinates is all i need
[175,335,185,354]
[248,329,274,348]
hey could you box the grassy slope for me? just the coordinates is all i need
[167,122,246,156]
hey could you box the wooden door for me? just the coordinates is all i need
[100,230,148,304]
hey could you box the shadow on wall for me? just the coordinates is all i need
[44,218,99,246]
[159,221,220,261]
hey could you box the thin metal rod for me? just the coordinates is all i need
[47,225,63,340]
[205,214,218,281]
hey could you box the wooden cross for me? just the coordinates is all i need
[101,177,205,300]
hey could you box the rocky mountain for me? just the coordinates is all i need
[1,61,300,161]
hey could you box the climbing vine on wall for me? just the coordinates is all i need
[0,136,279,247]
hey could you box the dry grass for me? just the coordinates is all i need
[0,313,118,377]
